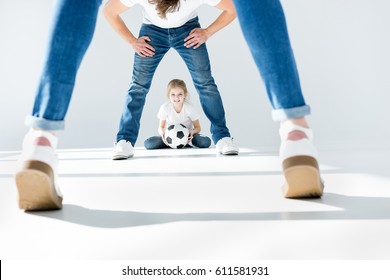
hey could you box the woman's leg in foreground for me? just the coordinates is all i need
[232,0,323,198]
[15,0,102,211]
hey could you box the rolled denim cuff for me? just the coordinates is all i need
[25,115,65,131]
[272,105,311,122]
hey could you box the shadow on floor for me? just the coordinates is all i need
[29,193,390,228]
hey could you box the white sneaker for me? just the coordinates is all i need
[112,140,134,160]
[216,137,239,155]
[15,129,63,211]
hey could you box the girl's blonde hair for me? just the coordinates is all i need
[166,79,189,99]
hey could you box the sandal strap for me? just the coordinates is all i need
[279,123,313,141]
[23,129,58,149]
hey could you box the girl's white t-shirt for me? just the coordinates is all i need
[157,101,200,130]
[120,0,221,28]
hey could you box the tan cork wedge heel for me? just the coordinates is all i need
[15,160,62,211]
[282,155,324,198]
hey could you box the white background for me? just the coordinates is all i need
[1,0,389,151]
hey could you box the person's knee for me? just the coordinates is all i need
[193,72,214,85]
[202,137,212,148]
[144,139,154,150]
[193,134,211,148]
[193,75,218,93]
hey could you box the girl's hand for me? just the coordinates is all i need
[131,36,155,57]
[187,130,194,144]
[161,134,169,146]
[184,28,209,49]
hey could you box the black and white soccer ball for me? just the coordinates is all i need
[164,124,189,149]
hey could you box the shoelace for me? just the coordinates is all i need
[223,137,234,146]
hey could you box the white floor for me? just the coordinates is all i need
[1,146,390,260]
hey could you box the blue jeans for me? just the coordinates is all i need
[116,18,231,146]
[144,134,211,150]
[25,0,102,130]
[232,0,311,121]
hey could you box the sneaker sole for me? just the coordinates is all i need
[112,154,133,160]
[221,150,239,155]
[15,160,62,211]
[217,148,239,155]
[282,155,324,198]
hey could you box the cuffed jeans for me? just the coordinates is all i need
[232,0,311,121]
[25,0,102,130]
[116,17,231,146]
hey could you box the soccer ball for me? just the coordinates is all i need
[164,124,189,149]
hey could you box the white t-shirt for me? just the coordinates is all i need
[157,101,200,130]
[120,0,221,28]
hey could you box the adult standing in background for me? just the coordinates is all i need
[104,0,239,159]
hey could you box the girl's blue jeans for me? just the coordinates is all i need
[144,134,211,150]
